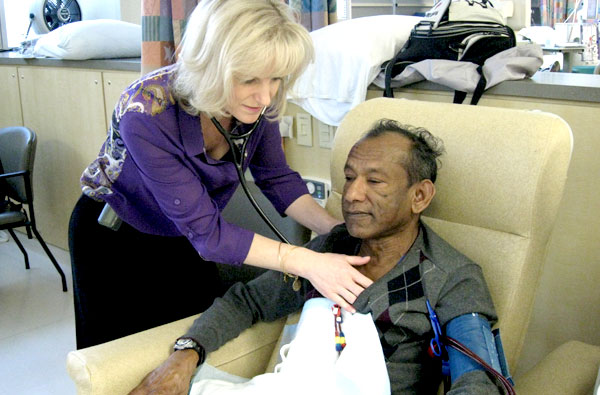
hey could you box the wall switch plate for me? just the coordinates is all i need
[296,113,313,147]
[317,120,335,149]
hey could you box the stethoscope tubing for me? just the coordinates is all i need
[211,108,291,245]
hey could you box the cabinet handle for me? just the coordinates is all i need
[107,80,112,85]
[94,80,98,84]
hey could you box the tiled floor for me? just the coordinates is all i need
[0,231,77,395]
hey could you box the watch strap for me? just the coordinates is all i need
[174,337,206,366]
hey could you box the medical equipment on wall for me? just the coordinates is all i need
[303,177,331,208]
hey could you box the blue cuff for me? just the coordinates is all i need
[446,313,502,382]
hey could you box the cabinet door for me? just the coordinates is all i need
[18,66,108,249]
[102,71,139,129]
[0,66,24,127]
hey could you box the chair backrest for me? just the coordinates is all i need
[0,126,37,203]
[326,98,573,371]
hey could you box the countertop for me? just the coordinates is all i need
[0,51,141,72]
[2,51,600,103]
[378,71,600,103]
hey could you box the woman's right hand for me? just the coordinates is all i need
[245,235,373,312]
[290,248,373,313]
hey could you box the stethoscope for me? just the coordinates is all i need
[210,107,290,244]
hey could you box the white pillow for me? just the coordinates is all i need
[33,19,141,60]
[288,15,422,126]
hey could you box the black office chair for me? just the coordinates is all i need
[0,126,67,292]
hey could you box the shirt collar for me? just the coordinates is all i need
[179,109,248,160]
[179,107,205,157]
[401,221,433,266]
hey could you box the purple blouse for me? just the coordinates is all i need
[81,65,308,265]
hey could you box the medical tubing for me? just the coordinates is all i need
[445,313,502,380]
[210,114,291,245]
[443,335,516,395]
[234,159,290,244]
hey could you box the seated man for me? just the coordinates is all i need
[131,119,503,394]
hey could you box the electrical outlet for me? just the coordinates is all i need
[296,113,313,147]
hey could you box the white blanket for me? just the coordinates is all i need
[189,298,390,395]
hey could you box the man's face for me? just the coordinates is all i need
[342,133,418,240]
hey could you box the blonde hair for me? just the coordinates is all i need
[172,0,314,120]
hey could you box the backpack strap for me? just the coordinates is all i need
[382,25,421,98]
[452,65,487,105]
[383,59,395,98]
[453,91,468,104]
[383,46,406,98]
[470,65,487,105]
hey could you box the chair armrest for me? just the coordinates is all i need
[66,315,286,395]
[206,317,286,377]
[0,170,26,180]
[67,315,199,395]
[515,340,600,395]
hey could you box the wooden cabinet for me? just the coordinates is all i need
[102,71,138,129]
[0,66,23,127]
[16,66,138,249]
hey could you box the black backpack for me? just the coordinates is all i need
[382,0,516,104]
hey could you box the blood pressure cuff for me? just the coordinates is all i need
[445,313,512,383]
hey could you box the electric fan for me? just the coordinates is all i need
[29,0,82,34]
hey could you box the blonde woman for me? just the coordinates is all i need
[69,0,372,350]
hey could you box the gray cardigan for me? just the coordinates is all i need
[185,222,500,394]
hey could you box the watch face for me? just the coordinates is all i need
[174,338,204,366]
[175,338,194,349]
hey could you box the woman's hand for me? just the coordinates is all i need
[294,250,373,313]
[245,235,373,312]
[129,349,198,395]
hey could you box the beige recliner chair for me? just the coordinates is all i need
[67,98,600,394]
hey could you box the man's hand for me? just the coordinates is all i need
[129,349,199,395]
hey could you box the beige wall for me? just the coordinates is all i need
[283,89,600,378]
[283,103,333,181]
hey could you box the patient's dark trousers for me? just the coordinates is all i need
[69,194,225,349]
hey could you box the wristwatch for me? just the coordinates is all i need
[173,337,205,366]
